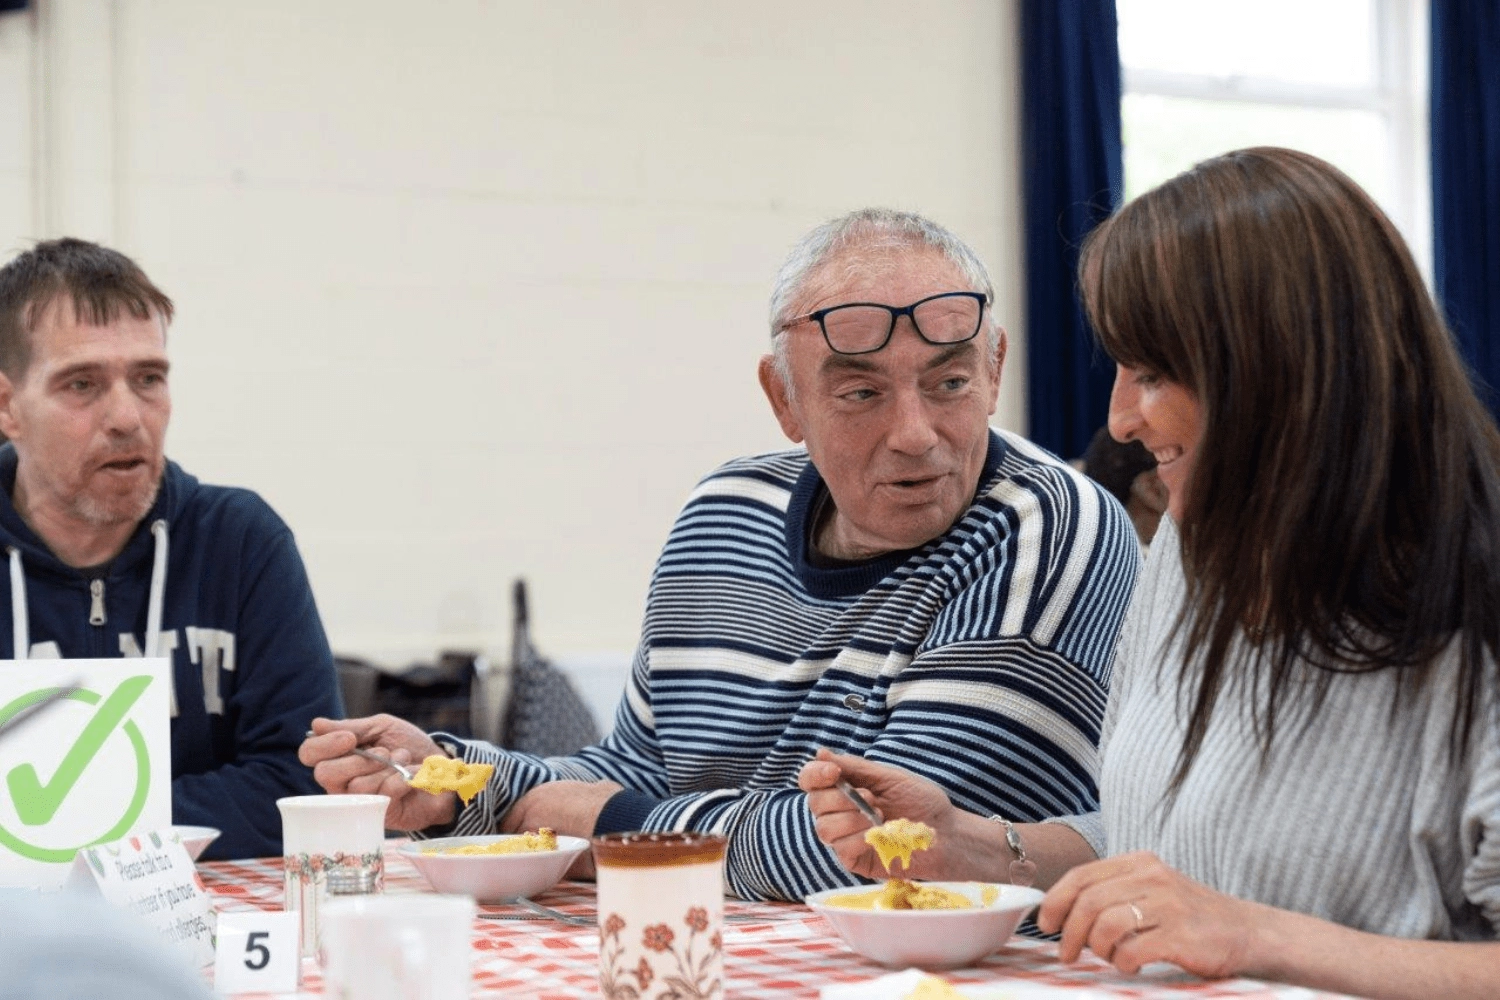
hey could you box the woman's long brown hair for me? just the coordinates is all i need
[1079,147,1500,791]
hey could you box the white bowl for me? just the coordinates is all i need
[398,835,591,903]
[805,882,1044,969]
[171,825,221,861]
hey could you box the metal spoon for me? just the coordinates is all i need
[835,779,884,827]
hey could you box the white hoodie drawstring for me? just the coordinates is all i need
[9,546,27,660]
[144,520,168,658]
[6,522,169,659]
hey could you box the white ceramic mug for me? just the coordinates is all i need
[277,794,389,956]
[592,832,728,1000]
[320,894,475,1000]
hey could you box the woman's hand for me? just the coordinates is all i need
[797,748,963,880]
[1038,851,1267,979]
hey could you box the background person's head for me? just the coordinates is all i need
[1080,426,1165,544]
[0,238,175,541]
[1079,145,1500,785]
[759,209,1006,559]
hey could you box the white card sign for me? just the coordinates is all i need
[214,910,300,994]
[70,826,217,968]
[0,658,172,889]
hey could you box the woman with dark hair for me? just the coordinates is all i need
[799,147,1500,998]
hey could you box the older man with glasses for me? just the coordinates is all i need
[302,208,1140,902]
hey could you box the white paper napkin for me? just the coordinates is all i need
[820,969,930,1000]
[820,968,1112,1000]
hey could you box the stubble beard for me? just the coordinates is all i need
[69,477,160,528]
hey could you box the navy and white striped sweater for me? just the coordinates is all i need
[443,430,1140,900]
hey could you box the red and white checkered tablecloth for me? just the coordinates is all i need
[199,842,1354,1000]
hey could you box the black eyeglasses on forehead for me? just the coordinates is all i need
[779,291,989,356]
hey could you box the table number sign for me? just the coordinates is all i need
[0,659,172,889]
[70,826,217,968]
[214,910,300,995]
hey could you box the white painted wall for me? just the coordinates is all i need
[0,1,1026,678]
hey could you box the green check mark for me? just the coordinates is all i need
[6,676,153,827]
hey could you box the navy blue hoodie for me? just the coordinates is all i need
[0,446,342,859]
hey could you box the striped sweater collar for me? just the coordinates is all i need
[785,430,1007,598]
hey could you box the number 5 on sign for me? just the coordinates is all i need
[214,911,300,994]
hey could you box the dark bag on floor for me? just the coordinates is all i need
[371,651,477,737]
[499,579,601,757]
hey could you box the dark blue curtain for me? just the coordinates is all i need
[1021,0,1123,460]
[1433,1,1500,412]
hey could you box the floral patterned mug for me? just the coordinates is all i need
[277,794,389,957]
[592,831,728,1000]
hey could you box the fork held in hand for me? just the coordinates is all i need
[350,746,416,781]
[304,730,416,780]
[835,779,884,827]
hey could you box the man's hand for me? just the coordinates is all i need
[501,779,623,880]
[500,779,623,838]
[299,715,459,832]
[797,748,961,880]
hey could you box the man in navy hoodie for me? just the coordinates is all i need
[0,238,342,859]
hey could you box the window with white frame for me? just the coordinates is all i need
[1117,0,1430,273]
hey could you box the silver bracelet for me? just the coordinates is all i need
[987,814,1026,862]
[987,814,1037,887]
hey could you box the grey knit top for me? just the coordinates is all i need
[1056,519,1500,941]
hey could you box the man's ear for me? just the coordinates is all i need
[0,371,20,441]
[758,354,804,444]
[985,328,1008,416]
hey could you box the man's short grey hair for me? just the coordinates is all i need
[768,208,1000,392]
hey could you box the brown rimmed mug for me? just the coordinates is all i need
[592,832,728,1000]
